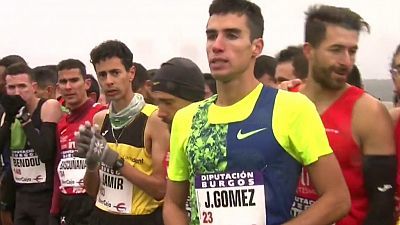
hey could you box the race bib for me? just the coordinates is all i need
[11,149,46,184]
[291,167,318,217]
[57,157,86,191]
[96,164,133,214]
[195,171,266,225]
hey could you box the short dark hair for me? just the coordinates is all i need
[86,74,100,102]
[57,59,87,78]
[0,55,27,68]
[209,0,264,41]
[391,44,400,68]
[254,55,277,80]
[276,46,303,63]
[33,65,58,88]
[90,40,133,71]
[275,46,308,80]
[292,53,308,80]
[132,62,149,92]
[4,63,33,80]
[305,5,370,47]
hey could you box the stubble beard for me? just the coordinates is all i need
[311,62,346,91]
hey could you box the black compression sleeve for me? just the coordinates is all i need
[0,113,11,155]
[22,121,57,163]
[363,155,397,225]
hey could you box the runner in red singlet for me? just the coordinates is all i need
[291,5,397,225]
[50,59,106,225]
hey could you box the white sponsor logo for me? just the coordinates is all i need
[377,184,393,192]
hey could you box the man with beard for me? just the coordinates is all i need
[291,5,397,225]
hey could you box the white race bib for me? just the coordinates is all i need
[11,149,46,184]
[96,164,133,214]
[195,171,266,225]
[57,157,86,190]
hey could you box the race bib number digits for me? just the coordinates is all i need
[202,211,213,224]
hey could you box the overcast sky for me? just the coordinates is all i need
[1,0,399,79]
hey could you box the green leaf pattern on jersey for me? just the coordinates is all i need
[186,95,228,225]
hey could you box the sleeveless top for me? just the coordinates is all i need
[56,100,106,194]
[95,104,162,215]
[10,99,54,192]
[169,84,332,225]
[292,86,365,225]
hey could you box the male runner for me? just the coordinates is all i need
[76,40,169,225]
[163,1,350,225]
[50,59,106,225]
[292,5,397,225]
[1,63,62,225]
[152,57,205,126]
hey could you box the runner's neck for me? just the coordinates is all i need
[215,76,259,107]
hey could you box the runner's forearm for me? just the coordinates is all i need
[22,122,56,162]
[120,163,166,200]
[284,192,350,225]
[84,167,100,197]
[163,199,189,225]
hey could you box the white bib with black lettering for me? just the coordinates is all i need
[10,149,46,184]
[57,157,86,189]
[195,171,266,225]
[95,164,133,214]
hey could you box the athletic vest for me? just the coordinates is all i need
[57,100,106,195]
[186,87,302,225]
[95,104,162,215]
[10,99,54,192]
[292,86,365,225]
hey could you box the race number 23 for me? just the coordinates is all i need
[202,211,213,223]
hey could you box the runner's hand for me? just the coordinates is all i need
[1,94,25,124]
[277,79,302,91]
[90,131,120,169]
[74,121,93,159]
[85,128,106,169]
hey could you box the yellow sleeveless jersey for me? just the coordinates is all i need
[95,104,162,215]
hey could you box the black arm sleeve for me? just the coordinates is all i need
[0,114,11,155]
[363,155,397,225]
[22,121,57,163]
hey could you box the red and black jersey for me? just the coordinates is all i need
[50,100,106,214]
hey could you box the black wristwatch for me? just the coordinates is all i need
[113,157,125,171]
[16,106,31,124]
